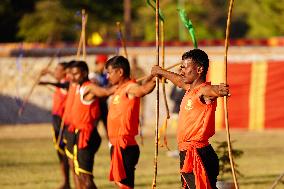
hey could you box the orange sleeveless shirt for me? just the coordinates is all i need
[107,80,140,182]
[71,81,101,149]
[178,82,217,189]
[107,80,140,146]
[62,83,77,127]
[177,82,216,145]
[52,86,67,117]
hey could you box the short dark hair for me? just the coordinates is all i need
[58,62,68,69]
[70,60,89,75]
[182,49,209,75]
[70,60,89,84]
[65,60,76,69]
[105,56,130,78]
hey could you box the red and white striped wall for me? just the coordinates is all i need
[209,60,284,130]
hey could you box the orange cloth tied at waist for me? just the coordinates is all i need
[179,140,212,189]
[77,124,94,149]
[109,135,137,182]
[67,124,75,132]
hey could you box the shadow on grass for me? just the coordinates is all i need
[0,94,51,124]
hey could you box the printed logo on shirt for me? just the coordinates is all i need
[185,99,193,110]
[112,95,120,104]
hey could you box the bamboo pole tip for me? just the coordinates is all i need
[116,22,121,26]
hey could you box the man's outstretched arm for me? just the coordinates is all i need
[199,83,230,102]
[151,65,189,90]
[127,75,156,98]
[83,84,117,101]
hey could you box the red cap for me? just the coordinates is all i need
[95,54,108,64]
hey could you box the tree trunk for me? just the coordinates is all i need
[123,0,131,40]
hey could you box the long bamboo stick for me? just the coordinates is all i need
[223,0,239,189]
[270,171,284,189]
[159,20,171,150]
[76,9,88,60]
[161,21,170,119]
[18,53,57,116]
[56,9,88,148]
[116,22,128,59]
[152,0,160,188]
[82,10,87,61]
[76,31,83,58]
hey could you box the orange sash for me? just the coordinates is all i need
[179,141,212,189]
[177,82,217,189]
[109,136,136,182]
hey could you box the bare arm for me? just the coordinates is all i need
[199,83,229,102]
[151,65,189,90]
[83,84,117,101]
[40,68,54,78]
[39,81,69,89]
[127,75,156,98]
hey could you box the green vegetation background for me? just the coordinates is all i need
[1,0,284,43]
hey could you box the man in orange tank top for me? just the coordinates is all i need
[39,62,71,189]
[151,49,230,189]
[41,61,82,189]
[69,60,117,189]
[104,56,156,189]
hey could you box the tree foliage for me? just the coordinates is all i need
[0,0,36,42]
[234,0,284,38]
[17,1,77,43]
[0,0,283,42]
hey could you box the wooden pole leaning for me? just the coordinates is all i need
[18,53,57,116]
[159,20,171,150]
[116,21,128,59]
[82,10,88,61]
[152,0,160,188]
[161,21,170,119]
[56,9,88,148]
[223,0,239,189]
[270,171,284,189]
[77,9,88,61]
[76,27,83,58]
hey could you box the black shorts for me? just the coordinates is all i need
[74,128,101,175]
[64,127,76,160]
[51,115,65,155]
[180,144,219,189]
[110,145,140,188]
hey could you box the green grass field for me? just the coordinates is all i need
[0,124,284,189]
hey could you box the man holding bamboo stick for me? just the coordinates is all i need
[69,60,116,189]
[69,59,130,188]
[104,56,156,189]
[86,55,155,188]
[151,49,229,189]
[39,62,71,189]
